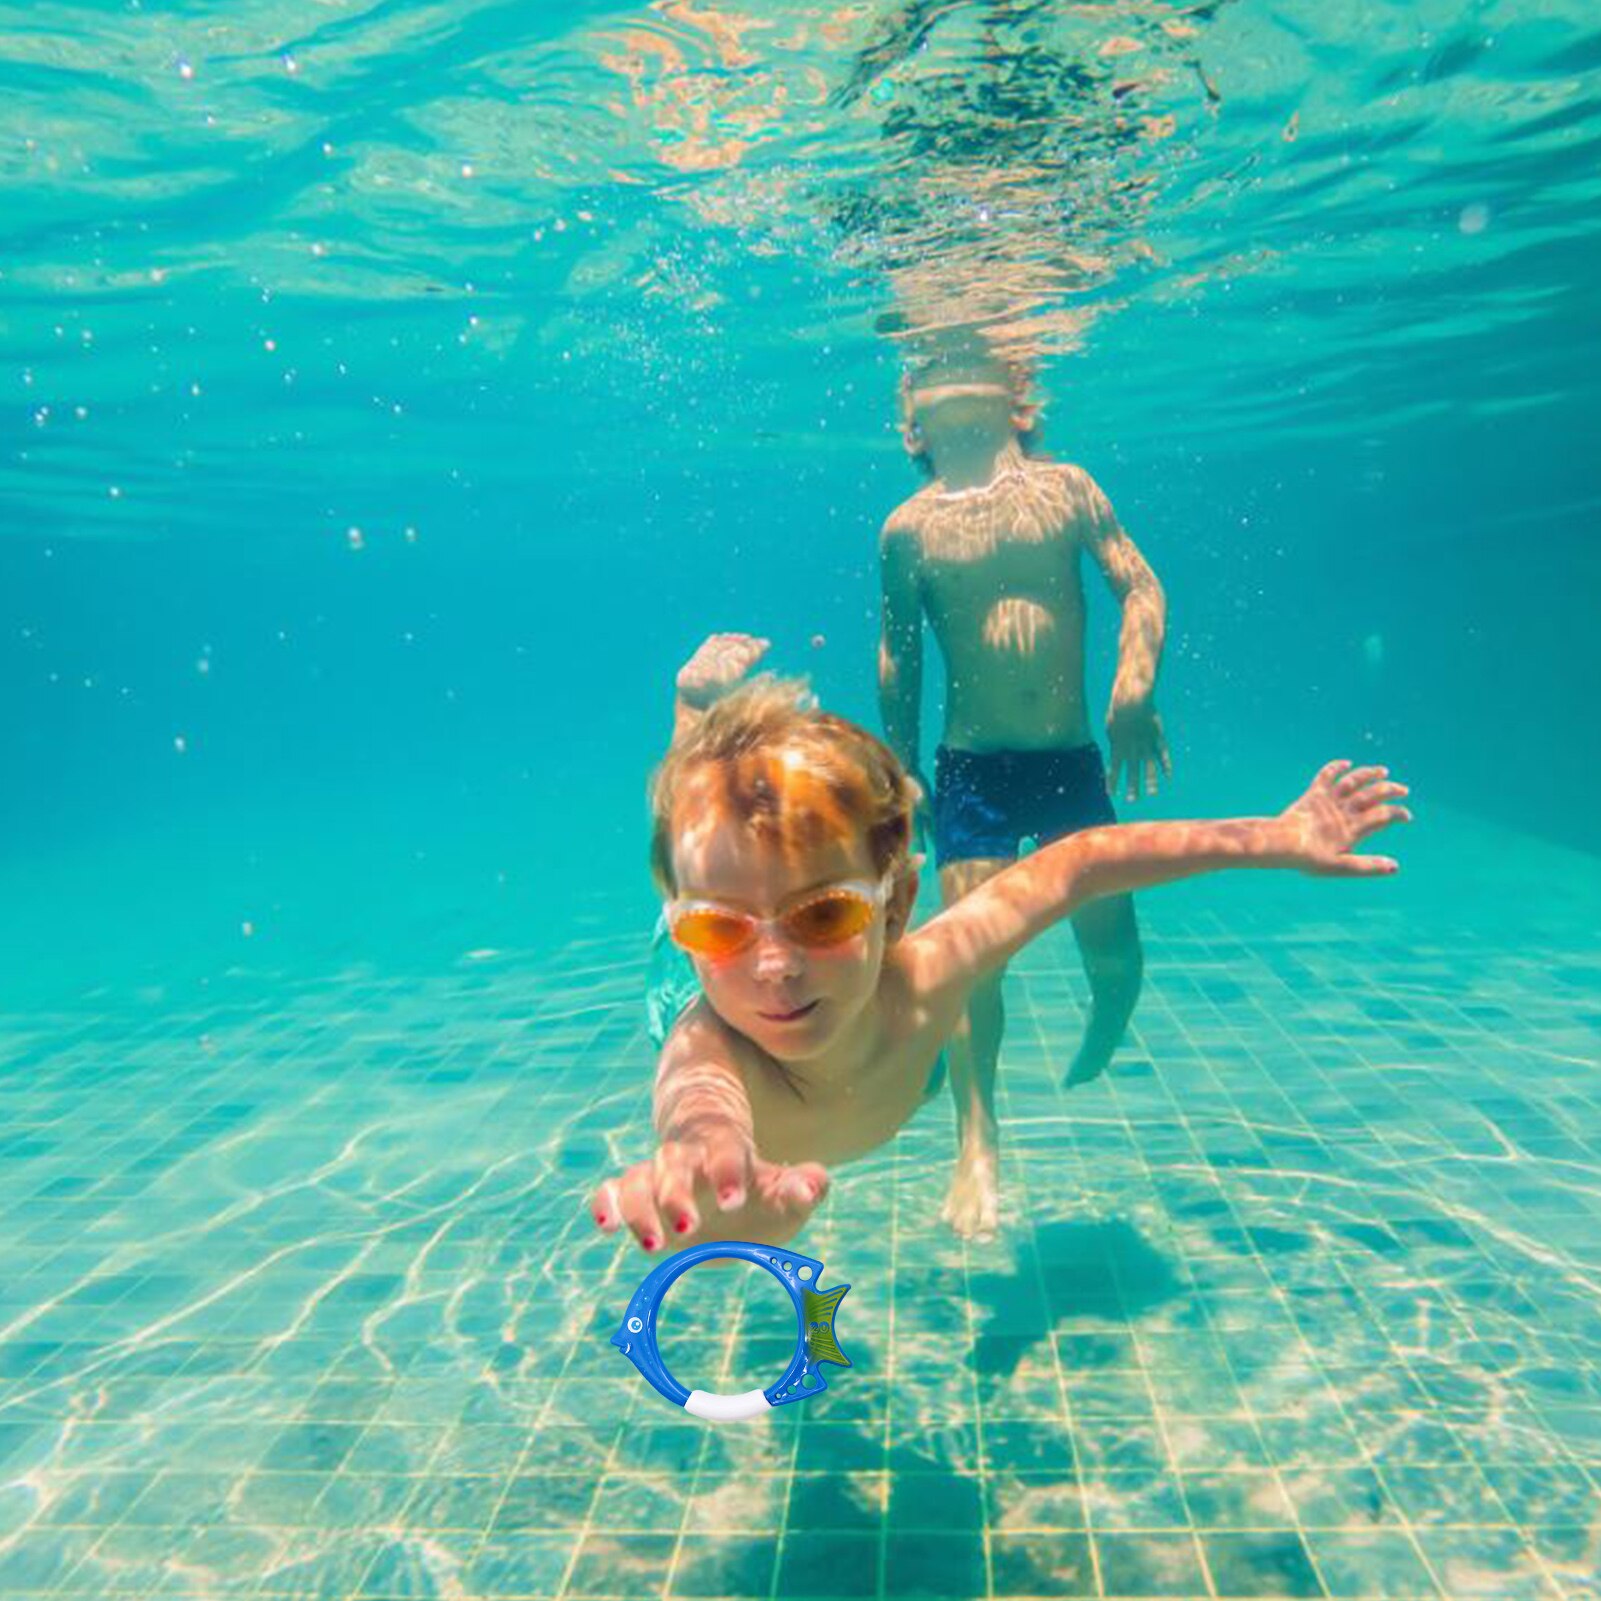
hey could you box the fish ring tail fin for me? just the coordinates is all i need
[804,1283,852,1368]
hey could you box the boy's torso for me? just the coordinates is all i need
[894,460,1098,751]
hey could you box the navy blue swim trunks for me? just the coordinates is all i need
[933,743,1117,866]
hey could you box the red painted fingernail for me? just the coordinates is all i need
[674,1216,691,1233]
[594,1212,607,1226]
[641,1234,659,1251]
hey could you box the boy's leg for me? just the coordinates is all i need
[1020,744,1142,1088]
[1065,891,1143,1087]
[938,855,1011,1240]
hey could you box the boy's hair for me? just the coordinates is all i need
[650,677,918,894]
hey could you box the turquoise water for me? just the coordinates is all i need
[3,1,1600,1596]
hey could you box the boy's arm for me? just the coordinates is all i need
[909,761,1411,990]
[1074,469,1171,802]
[590,1004,828,1253]
[878,517,933,827]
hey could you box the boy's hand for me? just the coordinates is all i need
[1281,760,1412,876]
[591,1136,829,1253]
[1106,694,1172,802]
[676,633,771,711]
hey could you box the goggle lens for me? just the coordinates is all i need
[668,908,755,960]
[668,884,881,959]
[783,889,877,947]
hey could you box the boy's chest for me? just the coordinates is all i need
[920,538,1087,662]
[917,523,1085,632]
[917,511,1079,574]
[744,1048,932,1168]
[913,470,1081,566]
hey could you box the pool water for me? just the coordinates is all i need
[2,0,1599,1596]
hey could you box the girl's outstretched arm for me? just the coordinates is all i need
[909,761,1412,991]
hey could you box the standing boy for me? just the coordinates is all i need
[879,337,1170,1238]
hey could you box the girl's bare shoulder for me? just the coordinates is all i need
[880,932,969,1041]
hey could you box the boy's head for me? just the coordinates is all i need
[650,678,921,1062]
[898,329,1042,476]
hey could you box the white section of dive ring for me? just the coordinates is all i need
[684,1388,774,1422]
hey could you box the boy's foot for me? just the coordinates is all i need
[940,1143,1000,1241]
[1065,1009,1128,1088]
[1065,1037,1114,1088]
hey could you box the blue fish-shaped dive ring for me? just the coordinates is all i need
[610,1240,852,1422]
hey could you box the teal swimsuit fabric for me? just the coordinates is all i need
[644,915,948,1100]
[646,913,702,1049]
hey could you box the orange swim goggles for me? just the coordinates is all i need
[666,877,891,962]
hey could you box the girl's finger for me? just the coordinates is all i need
[1336,764,1388,796]
[652,1145,701,1239]
[618,1166,667,1254]
[779,1163,829,1209]
[703,1128,755,1212]
[1355,781,1409,809]
[591,1179,622,1234]
[1341,853,1399,876]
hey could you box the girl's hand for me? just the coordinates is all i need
[675,633,772,711]
[591,1137,828,1254]
[1280,760,1412,876]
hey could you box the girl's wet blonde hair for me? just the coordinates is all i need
[649,676,918,894]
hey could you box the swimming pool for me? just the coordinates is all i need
[2,1,1598,1596]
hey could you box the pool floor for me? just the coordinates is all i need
[1,840,1598,1598]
